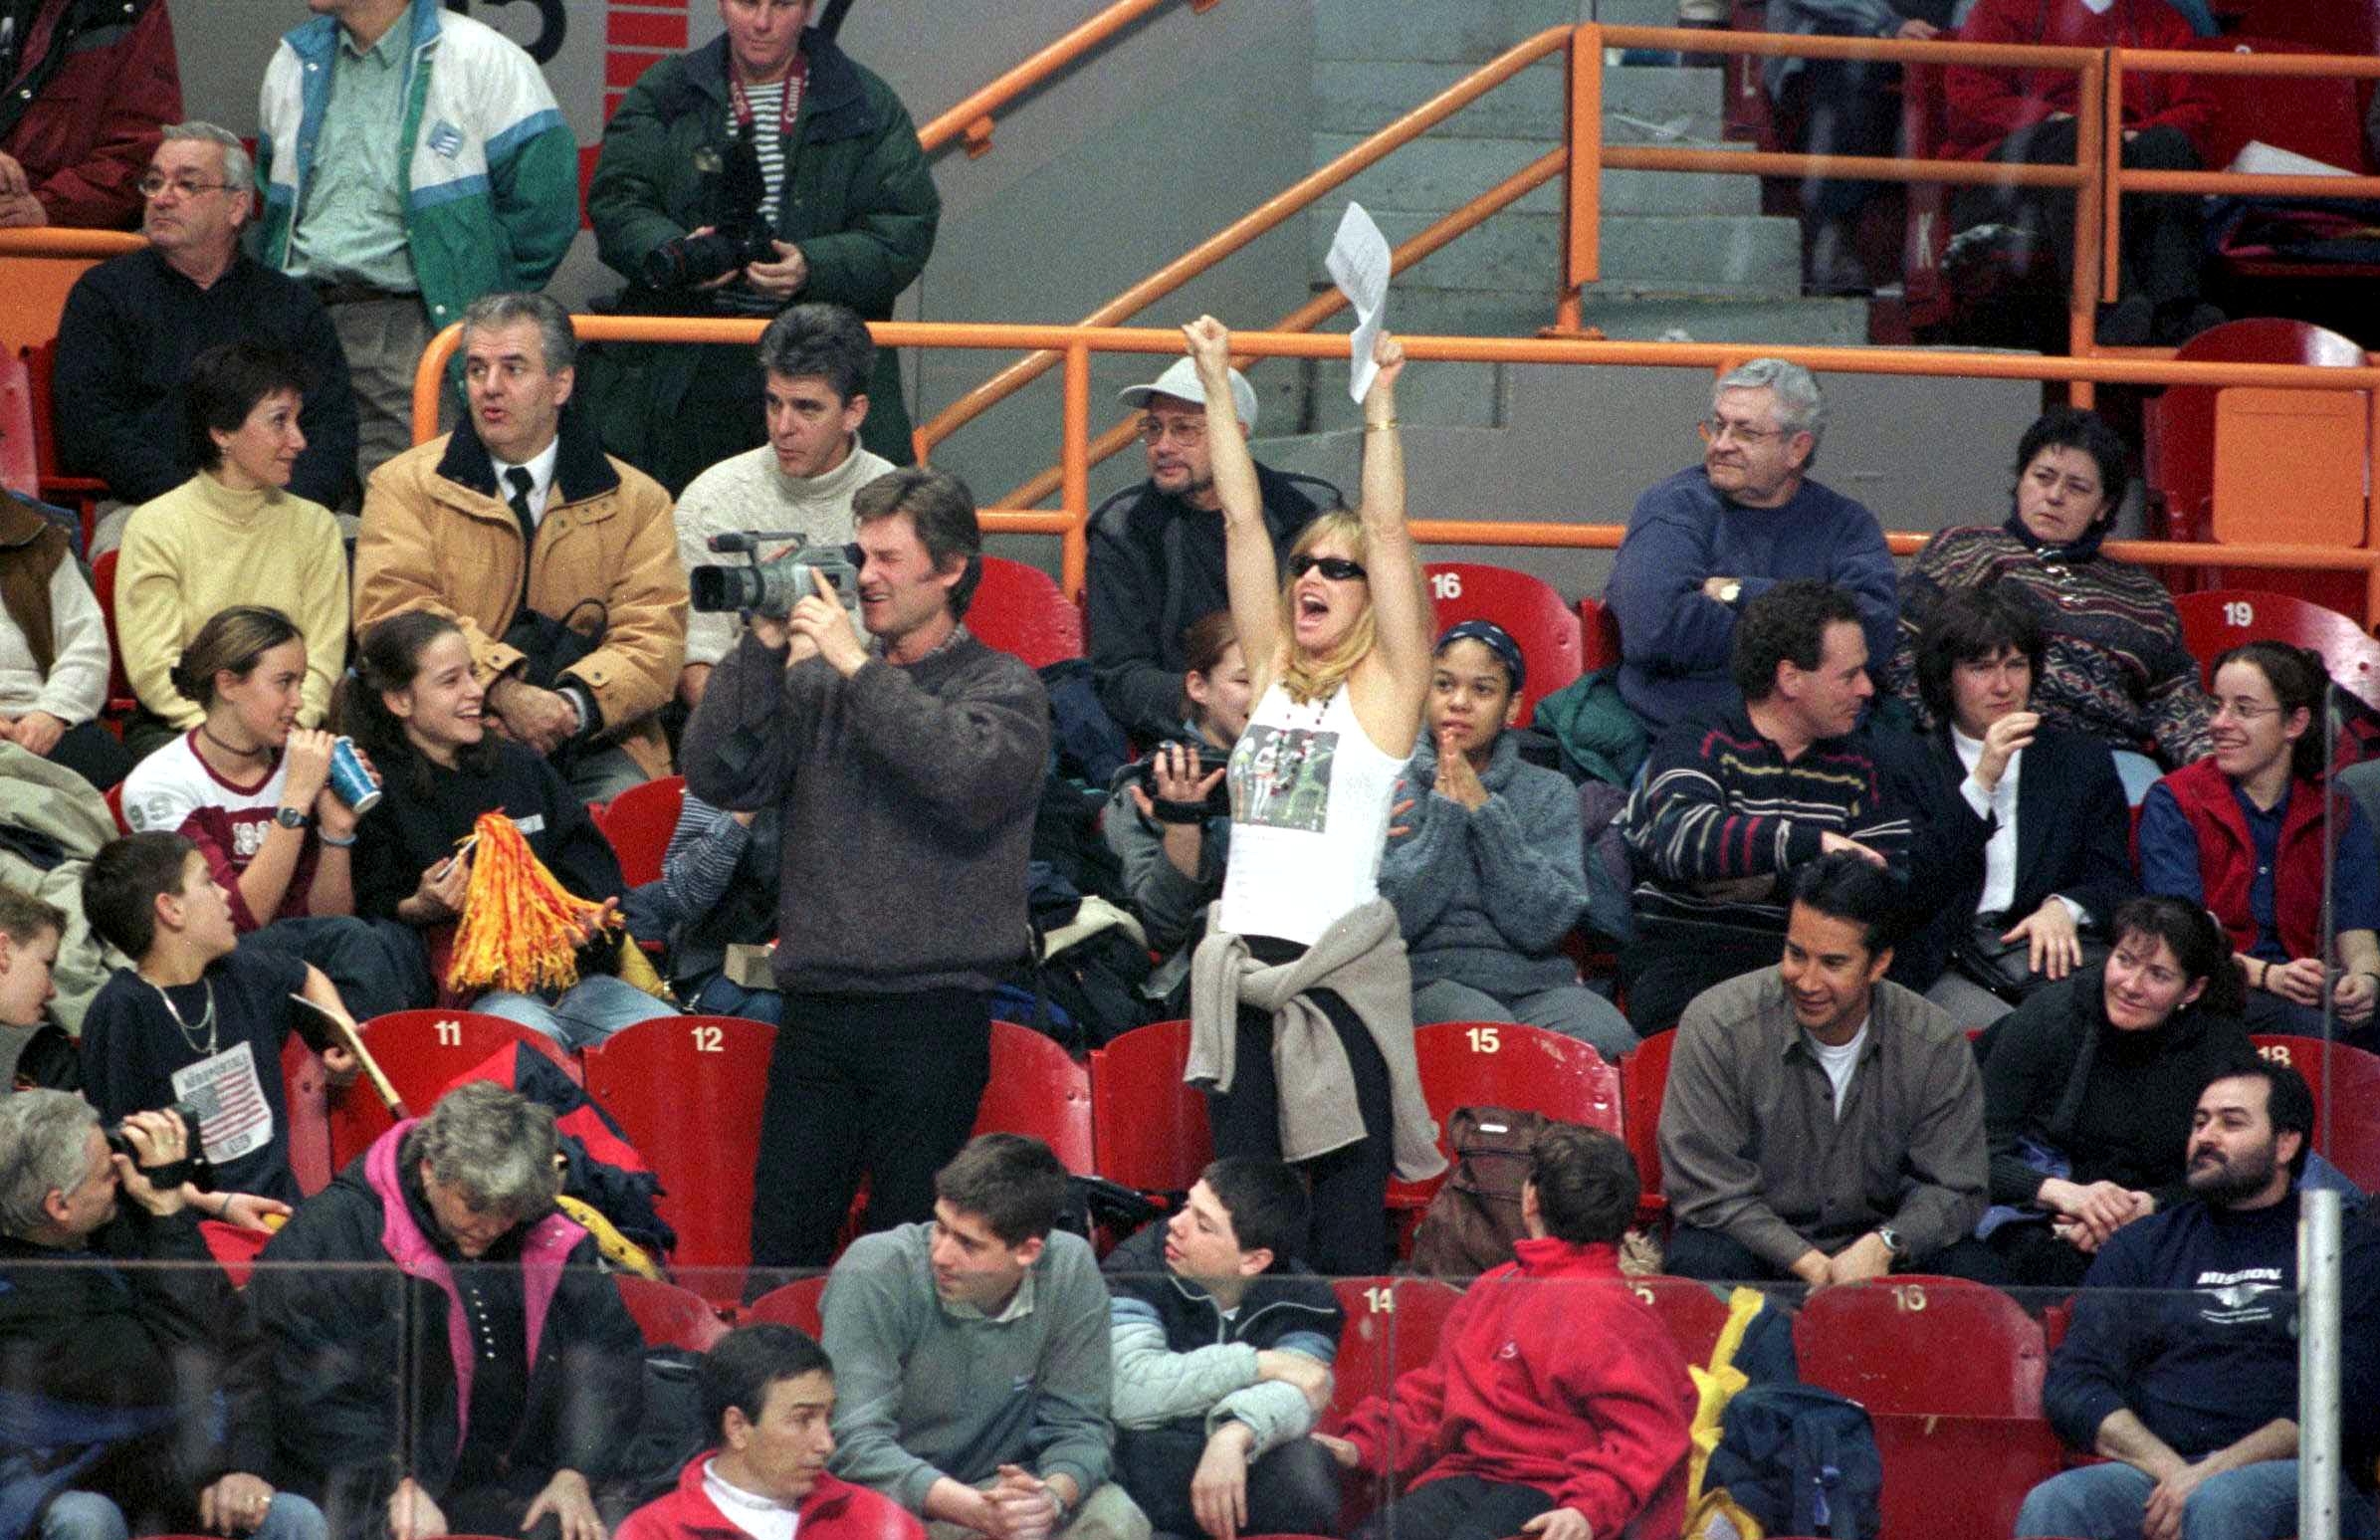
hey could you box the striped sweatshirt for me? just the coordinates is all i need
[1623,707,1913,927]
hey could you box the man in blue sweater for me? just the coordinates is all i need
[1604,358,1896,736]
[2018,1057,2380,1540]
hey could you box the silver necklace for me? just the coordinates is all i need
[150,976,219,1057]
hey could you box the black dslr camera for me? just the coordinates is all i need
[639,133,778,290]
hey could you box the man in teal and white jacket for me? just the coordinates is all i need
[253,0,577,487]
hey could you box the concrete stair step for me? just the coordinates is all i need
[1313,132,1758,217]
[1318,0,1588,65]
[1573,294,1872,344]
[1313,60,1726,142]
[1314,208,1805,297]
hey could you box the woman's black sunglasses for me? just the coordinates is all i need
[1289,553,1368,581]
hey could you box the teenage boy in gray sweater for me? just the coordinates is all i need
[819,1136,1150,1540]
[682,468,1049,1274]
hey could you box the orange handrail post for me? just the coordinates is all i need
[916,0,1223,159]
[2100,50,2122,307]
[1560,23,1603,334]
[1061,343,1092,596]
[2071,51,2106,399]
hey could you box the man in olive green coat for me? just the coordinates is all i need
[583,1,937,493]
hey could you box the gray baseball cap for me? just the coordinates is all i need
[1117,356,1260,435]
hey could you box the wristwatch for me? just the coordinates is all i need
[1718,580,1743,605]
[1875,1225,1909,1264]
[273,805,312,830]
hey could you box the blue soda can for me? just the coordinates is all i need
[327,736,381,814]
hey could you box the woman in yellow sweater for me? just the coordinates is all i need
[115,341,349,762]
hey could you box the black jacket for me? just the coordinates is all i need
[0,1205,271,1530]
[1085,463,1342,743]
[1978,968,2253,1211]
[55,247,358,509]
[1893,725,2136,989]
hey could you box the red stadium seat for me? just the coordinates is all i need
[1088,1018,1212,1195]
[583,1013,777,1297]
[1423,562,1584,727]
[2253,1034,2380,1191]
[1576,595,1623,674]
[326,1009,580,1171]
[1325,1276,1464,1428]
[23,340,105,550]
[103,780,129,834]
[0,351,35,498]
[968,555,1083,669]
[601,774,685,889]
[746,1274,829,1338]
[975,1020,1095,1173]
[2172,589,2380,713]
[1621,1031,1676,1217]
[616,1274,730,1352]
[1796,1276,2062,1540]
[1390,1021,1623,1222]
[281,1033,332,1197]
[89,550,136,724]
[1627,1274,1734,1367]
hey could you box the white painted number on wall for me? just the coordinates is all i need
[1467,1025,1501,1053]
[435,1019,461,1046]
[693,1025,724,1053]
[1365,1286,1395,1313]
[2225,601,2256,627]
[1431,571,1462,600]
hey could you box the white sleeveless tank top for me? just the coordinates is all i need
[1218,680,1408,946]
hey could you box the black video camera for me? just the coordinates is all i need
[639,134,777,290]
[1134,742,1231,821]
[106,1102,204,1187]
[690,531,864,622]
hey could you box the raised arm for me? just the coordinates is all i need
[1183,318,1281,690]
[1350,335,1432,733]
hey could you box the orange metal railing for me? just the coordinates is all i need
[917,0,1220,158]
[412,319,2380,627]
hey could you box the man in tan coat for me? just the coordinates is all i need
[355,291,686,798]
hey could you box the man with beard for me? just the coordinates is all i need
[2018,1058,2380,1540]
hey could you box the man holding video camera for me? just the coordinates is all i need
[584,0,938,496]
[681,466,1048,1276]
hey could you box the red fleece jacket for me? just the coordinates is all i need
[1942,0,2213,161]
[615,1448,922,1540]
[1339,1237,1696,1538]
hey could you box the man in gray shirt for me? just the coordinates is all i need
[820,1135,1150,1540]
[1658,852,1992,1285]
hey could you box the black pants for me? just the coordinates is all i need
[1357,1474,1556,1540]
[1784,59,1906,222]
[1666,1222,2006,1285]
[1620,917,1785,1038]
[244,915,433,1021]
[1954,118,2206,307]
[1119,1424,1342,1538]
[46,719,133,790]
[749,988,991,1269]
[1205,947,1395,1276]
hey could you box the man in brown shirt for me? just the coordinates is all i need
[1657,852,1992,1284]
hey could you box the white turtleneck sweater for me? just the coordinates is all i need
[674,440,895,668]
[115,472,349,729]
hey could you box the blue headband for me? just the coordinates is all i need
[1435,619,1525,694]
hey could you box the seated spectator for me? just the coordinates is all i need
[339,610,659,1049]
[57,121,356,532]
[114,341,348,761]
[0,489,126,789]
[2017,1059,2377,1540]
[1944,0,2221,345]
[356,291,687,802]
[1103,610,1248,1014]
[250,1080,645,1540]
[819,1134,1149,1540]
[1102,1159,1342,1540]
[1088,357,1342,745]
[119,606,423,1020]
[615,1324,922,1540]
[675,303,895,709]
[1764,0,1944,294]
[0,741,117,1036]
[1620,580,1914,1036]
[1658,853,1991,1283]
[0,1092,325,1540]
[0,885,71,1091]
[1894,407,2213,775]
[583,0,936,492]
[1899,588,2135,1020]
[76,831,359,1207]
[0,0,179,230]
[1968,896,2253,1289]
[2139,641,2380,1039]
[1605,358,1896,736]
[655,788,783,1025]
[1314,1125,1696,1540]
[1381,620,1635,1060]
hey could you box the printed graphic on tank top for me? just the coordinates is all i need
[1220,682,1406,947]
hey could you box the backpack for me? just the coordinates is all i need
[1703,1383,1883,1540]
[1406,1106,1549,1278]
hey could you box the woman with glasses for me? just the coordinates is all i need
[1893,407,2214,777]
[113,340,348,762]
[1182,315,1444,1276]
[2138,641,2380,1038]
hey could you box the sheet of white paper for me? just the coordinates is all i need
[1325,202,1393,404]
[2227,139,2353,178]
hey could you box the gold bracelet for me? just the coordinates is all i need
[1365,418,1398,432]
